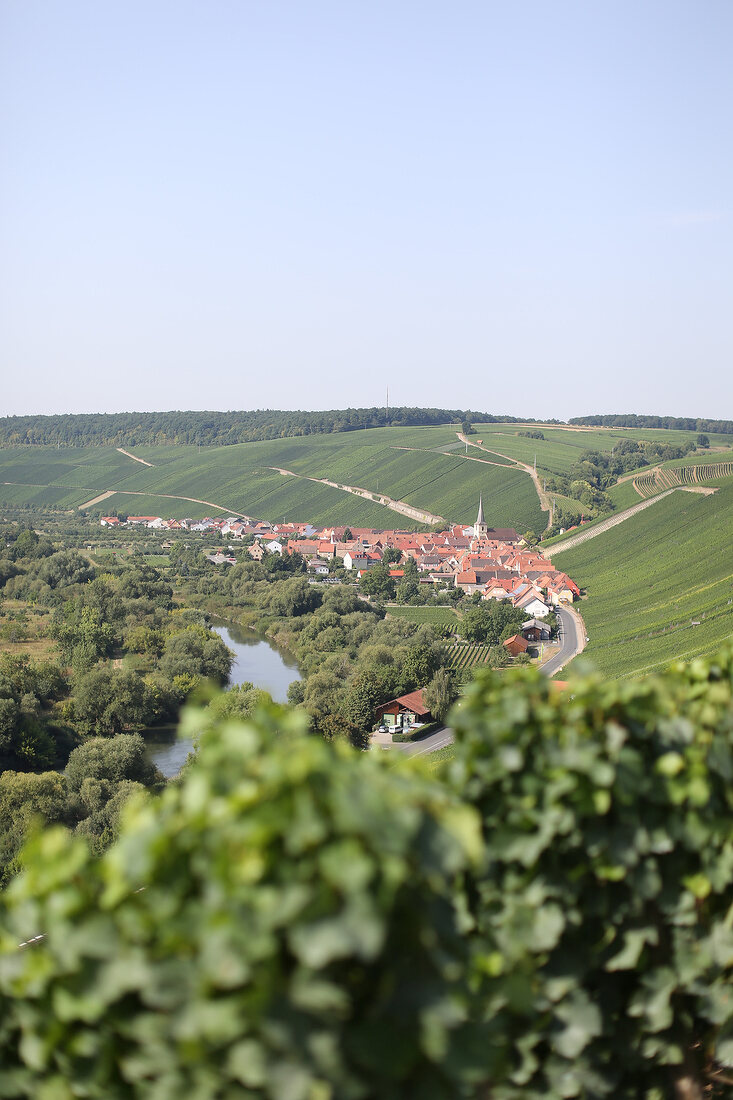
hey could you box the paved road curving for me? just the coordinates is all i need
[539,606,585,677]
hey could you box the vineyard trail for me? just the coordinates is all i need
[549,489,681,555]
[265,467,444,526]
[456,432,553,529]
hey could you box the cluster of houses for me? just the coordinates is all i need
[101,496,578,621]
[283,497,578,619]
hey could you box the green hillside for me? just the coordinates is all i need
[2,423,730,533]
[555,480,733,678]
[0,432,546,530]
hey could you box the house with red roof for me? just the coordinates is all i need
[375,689,432,730]
[503,634,529,658]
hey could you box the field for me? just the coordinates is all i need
[385,606,460,630]
[555,478,733,678]
[607,479,646,510]
[2,424,732,533]
[99,495,230,520]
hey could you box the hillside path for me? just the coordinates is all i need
[391,445,511,470]
[266,467,444,526]
[77,489,117,509]
[78,489,250,518]
[117,448,154,467]
[456,432,553,528]
[548,488,680,555]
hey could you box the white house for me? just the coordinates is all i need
[343,552,368,571]
[517,595,551,618]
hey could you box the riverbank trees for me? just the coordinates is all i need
[179,556,451,744]
[0,523,233,881]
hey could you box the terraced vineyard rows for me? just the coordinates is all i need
[633,461,733,498]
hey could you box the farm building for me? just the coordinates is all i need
[503,634,529,658]
[521,619,551,642]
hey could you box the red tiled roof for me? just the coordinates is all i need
[396,689,430,715]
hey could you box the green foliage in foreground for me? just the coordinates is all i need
[2,650,733,1097]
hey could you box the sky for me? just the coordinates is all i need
[1,1,732,421]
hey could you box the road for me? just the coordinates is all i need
[385,606,586,757]
[393,725,456,756]
[549,489,678,555]
[539,606,586,677]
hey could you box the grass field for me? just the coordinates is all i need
[607,480,647,510]
[385,606,460,629]
[557,479,733,678]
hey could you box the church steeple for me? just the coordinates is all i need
[474,494,488,538]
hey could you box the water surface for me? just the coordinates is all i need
[145,620,301,777]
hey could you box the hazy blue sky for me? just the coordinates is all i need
[1,1,731,420]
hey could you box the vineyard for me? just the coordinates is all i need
[633,460,733,498]
[2,426,731,532]
[558,480,733,678]
[446,641,494,670]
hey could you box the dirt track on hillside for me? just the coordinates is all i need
[548,489,681,554]
[267,468,444,525]
[456,433,553,529]
[117,448,154,467]
[77,490,117,509]
[79,489,249,518]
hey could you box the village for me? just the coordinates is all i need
[100,499,581,743]
[100,498,579,614]
[101,497,579,665]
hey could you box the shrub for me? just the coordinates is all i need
[2,651,733,1097]
[448,656,733,1097]
[0,708,485,1098]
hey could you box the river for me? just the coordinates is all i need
[145,621,301,777]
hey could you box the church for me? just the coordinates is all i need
[470,495,521,545]
[474,494,488,539]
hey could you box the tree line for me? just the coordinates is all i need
[543,437,698,519]
[570,413,733,434]
[0,408,533,448]
[0,523,235,881]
